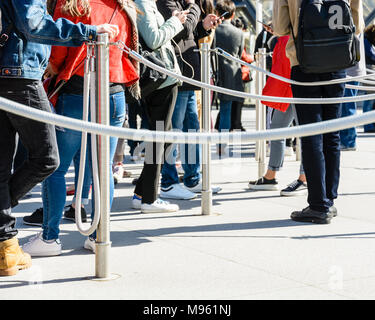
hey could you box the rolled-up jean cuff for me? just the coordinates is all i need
[299,165,305,176]
[268,166,281,172]
[72,196,89,206]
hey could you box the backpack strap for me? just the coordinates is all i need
[0,3,14,48]
[0,22,13,47]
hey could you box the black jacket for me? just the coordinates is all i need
[157,0,211,91]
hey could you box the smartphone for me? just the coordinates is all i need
[257,20,270,28]
[217,11,229,20]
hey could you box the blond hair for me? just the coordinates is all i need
[62,0,139,17]
[62,0,91,17]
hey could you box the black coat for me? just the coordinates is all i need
[157,0,211,91]
[215,20,245,102]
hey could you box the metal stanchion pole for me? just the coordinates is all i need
[200,42,212,216]
[95,34,111,279]
[258,48,267,178]
[296,137,302,161]
[255,52,260,161]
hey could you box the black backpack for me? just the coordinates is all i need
[292,0,360,74]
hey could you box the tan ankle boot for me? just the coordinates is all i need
[0,237,32,276]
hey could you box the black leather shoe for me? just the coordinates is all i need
[291,207,332,224]
[329,206,338,217]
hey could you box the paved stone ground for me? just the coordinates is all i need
[1,107,375,300]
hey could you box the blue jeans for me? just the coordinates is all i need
[42,92,125,240]
[339,82,358,148]
[219,100,232,131]
[161,91,201,188]
[363,98,375,132]
[291,66,345,213]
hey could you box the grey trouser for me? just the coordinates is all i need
[268,105,304,175]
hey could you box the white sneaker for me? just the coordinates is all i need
[22,232,62,257]
[84,237,96,253]
[141,199,179,213]
[113,162,124,184]
[131,194,142,209]
[185,182,222,194]
[160,183,197,200]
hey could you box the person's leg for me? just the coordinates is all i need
[363,99,375,132]
[230,100,243,131]
[73,149,91,206]
[249,106,295,190]
[219,100,232,132]
[0,109,17,241]
[267,106,295,175]
[135,85,177,204]
[321,76,345,207]
[127,100,140,157]
[161,91,189,189]
[13,138,28,172]
[42,94,85,241]
[6,81,59,208]
[339,82,358,148]
[181,91,201,188]
[108,92,126,207]
[0,79,56,267]
[291,67,329,213]
[88,92,125,232]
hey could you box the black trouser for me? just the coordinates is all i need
[291,66,345,212]
[0,79,59,241]
[230,100,243,131]
[134,85,177,204]
[127,99,149,156]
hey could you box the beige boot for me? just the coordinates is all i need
[0,237,32,276]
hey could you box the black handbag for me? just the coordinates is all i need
[138,36,168,98]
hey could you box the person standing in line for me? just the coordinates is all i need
[273,0,364,224]
[339,32,366,151]
[249,35,307,196]
[21,0,136,256]
[0,0,118,275]
[130,0,187,213]
[157,0,222,200]
[214,0,244,156]
[362,24,375,133]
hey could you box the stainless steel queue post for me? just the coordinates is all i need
[255,51,260,161]
[258,48,267,178]
[95,34,112,279]
[200,42,213,215]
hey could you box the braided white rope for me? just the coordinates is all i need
[115,43,375,104]
[214,47,375,87]
[2,96,375,144]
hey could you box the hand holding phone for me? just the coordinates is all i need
[217,11,229,21]
[258,20,273,34]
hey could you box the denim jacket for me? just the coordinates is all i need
[0,0,97,80]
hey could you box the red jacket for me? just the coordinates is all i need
[261,36,292,112]
[49,0,139,87]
